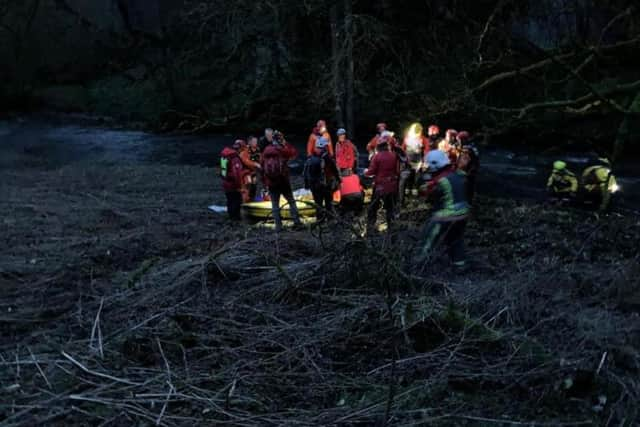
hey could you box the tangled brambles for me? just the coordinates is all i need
[1,165,639,425]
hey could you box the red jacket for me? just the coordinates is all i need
[261,143,298,189]
[220,147,249,192]
[367,135,380,154]
[366,151,399,195]
[336,140,357,170]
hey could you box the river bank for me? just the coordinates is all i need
[2,115,639,211]
[1,117,640,425]
[1,153,639,425]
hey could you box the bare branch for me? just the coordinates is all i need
[471,37,640,94]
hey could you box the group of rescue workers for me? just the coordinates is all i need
[220,120,480,271]
[220,118,619,271]
[546,157,618,211]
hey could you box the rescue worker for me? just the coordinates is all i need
[402,122,430,198]
[261,135,304,232]
[259,128,274,152]
[365,136,399,233]
[304,137,341,222]
[580,158,618,211]
[246,136,262,201]
[234,139,261,201]
[248,136,261,163]
[367,122,387,159]
[546,160,578,201]
[339,172,365,213]
[455,131,480,203]
[219,140,251,220]
[427,125,440,150]
[417,150,470,272]
[438,129,458,165]
[335,128,358,176]
[307,120,333,157]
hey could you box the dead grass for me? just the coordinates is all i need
[0,164,639,426]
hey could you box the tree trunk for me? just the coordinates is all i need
[344,0,355,138]
[13,0,41,96]
[611,91,640,167]
[330,3,344,127]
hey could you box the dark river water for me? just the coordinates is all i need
[1,116,639,211]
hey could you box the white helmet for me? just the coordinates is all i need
[426,150,450,171]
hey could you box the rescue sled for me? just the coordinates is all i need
[242,195,316,220]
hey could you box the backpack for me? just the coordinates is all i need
[220,151,244,187]
[262,145,286,179]
[220,157,230,178]
[304,154,326,188]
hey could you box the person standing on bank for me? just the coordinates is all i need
[365,135,399,234]
[261,134,304,232]
[335,128,358,176]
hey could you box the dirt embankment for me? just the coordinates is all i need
[1,161,639,426]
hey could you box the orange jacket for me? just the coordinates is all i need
[239,148,260,171]
[367,135,380,154]
[307,131,333,157]
[368,134,399,154]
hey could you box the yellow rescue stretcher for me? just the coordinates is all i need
[242,186,373,220]
[242,197,316,220]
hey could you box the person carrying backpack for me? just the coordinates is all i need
[307,120,333,157]
[304,137,341,222]
[261,137,304,232]
[220,140,250,220]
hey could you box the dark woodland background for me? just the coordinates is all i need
[1,1,639,152]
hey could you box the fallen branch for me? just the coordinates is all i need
[61,351,142,386]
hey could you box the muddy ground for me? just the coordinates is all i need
[1,121,639,425]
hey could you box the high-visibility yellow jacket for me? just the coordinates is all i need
[547,169,578,194]
[581,165,617,210]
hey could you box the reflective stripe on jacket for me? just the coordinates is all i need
[428,168,470,220]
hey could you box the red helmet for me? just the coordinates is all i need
[428,125,440,136]
[457,131,470,142]
[376,122,387,132]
